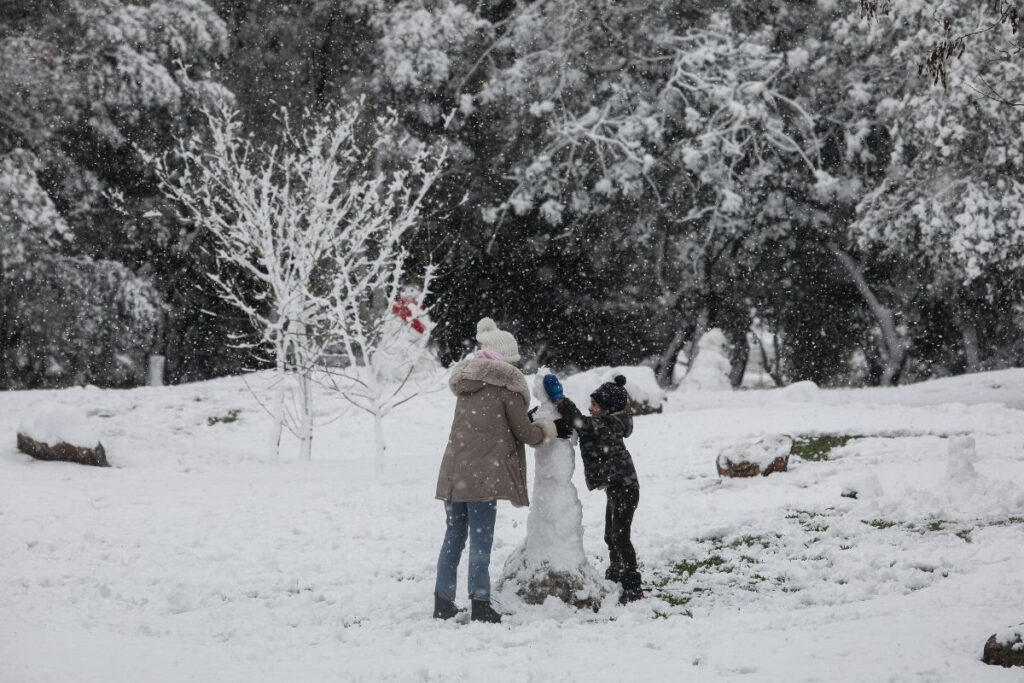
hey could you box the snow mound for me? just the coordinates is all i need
[778,380,819,400]
[17,406,100,446]
[945,435,978,484]
[561,365,665,411]
[995,624,1023,645]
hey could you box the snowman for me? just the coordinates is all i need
[370,293,437,389]
[677,327,733,391]
[498,369,605,610]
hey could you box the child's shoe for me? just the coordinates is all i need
[619,571,644,604]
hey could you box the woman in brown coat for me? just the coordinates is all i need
[433,318,557,624]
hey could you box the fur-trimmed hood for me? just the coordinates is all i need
[448,357,531,406]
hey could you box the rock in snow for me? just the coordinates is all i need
[983,625,1024,668]
[716,434,792,478]
[16,407,108,467]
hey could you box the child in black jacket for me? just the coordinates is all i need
[543,373,643,603]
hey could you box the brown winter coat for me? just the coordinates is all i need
[435,357,556,507]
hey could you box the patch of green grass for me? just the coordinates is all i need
[664,555,728,579]
[787,509,833,533]
[207,409,241,426]
[863,518,898,530]
[791,435,856,462]
[988,516,1024,527]
[862,516,1024,541]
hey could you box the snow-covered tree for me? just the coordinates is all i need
[1,149,164,388]
[156,101,444,461]
[0,0,234,388]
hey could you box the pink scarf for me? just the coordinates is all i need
[475,350,506,362]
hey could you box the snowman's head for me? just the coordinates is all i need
[533,367,553,407]
[531,367,560,422]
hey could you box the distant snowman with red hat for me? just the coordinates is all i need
[371,290,437,388]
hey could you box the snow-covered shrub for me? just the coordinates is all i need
[378,0,492,122]
[3,255,164,389]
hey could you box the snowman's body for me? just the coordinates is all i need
[499,371,604,609]
[678,327,733,391]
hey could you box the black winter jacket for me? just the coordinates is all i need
[556,398,638,491]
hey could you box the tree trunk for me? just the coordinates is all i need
[269,364,285,463]
[729,330,749,388]
[298,368,313,462]
[957,316,981,373]
[373,410,385,460]
[268,330,289,463]
[827,243,906,386]
[682,306,711,382]
[312,9,338,110]
[655,327,687,387]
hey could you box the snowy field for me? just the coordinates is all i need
[2,369,1023,682]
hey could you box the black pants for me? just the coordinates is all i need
[604,485,640,587]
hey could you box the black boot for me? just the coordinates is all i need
[433,594,461,620]
[619,571,644,604]
[604,564,623,583]
[470,599,502,624]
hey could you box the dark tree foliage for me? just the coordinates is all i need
[2,0,1022,390]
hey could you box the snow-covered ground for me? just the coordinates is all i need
[2,369,1023,682]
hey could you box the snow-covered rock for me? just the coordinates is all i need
[16,406,108,467]
[983,625,1024,668]
[18,406,99,446]
[499,370,605,609]
[716,434,792,478]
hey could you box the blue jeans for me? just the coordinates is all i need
[435,500,497,602]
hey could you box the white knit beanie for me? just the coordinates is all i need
[476,317,520,363]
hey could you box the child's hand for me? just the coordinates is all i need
[554,397,576,418]
[543,374,565,401]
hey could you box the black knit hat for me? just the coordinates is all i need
[591,375,629,413]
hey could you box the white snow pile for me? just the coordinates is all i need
[561,364,666,411]
[994,624,1023,647]
[17,405,100,447]
[777,379,819,400]
[717,433,793,470]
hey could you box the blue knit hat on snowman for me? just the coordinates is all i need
[591,375,629,413]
